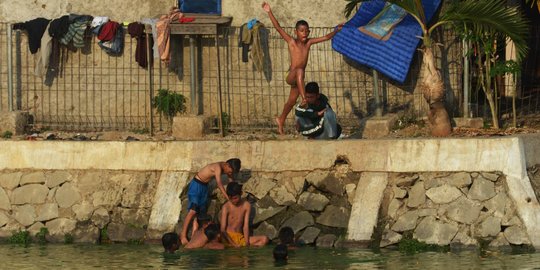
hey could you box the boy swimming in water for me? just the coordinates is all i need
[220,182,269,247]
[262,2,342,134]
[180,158,241,245]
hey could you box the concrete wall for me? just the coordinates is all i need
[0,0,345,27]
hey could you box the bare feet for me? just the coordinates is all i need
[275,117,285,135]
[181,237,189,245]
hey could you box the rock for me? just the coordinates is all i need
[391,211,419,232]
[115,208,151,227]
[283,176,306,197]
[58,207,74,219]
[0,172,21,190]
[107,223,145,242]
[121,176,156,208]
[425,185,462,204]
[504,226,530,245]
[45,171,71,188]
[0,211,9,227]
[27,222,45,237]
[451,228,478,246]
[345,184,356,205]
[316,205,350,228]
[45,218,77,242]
[20,172,46,185]
[253,206,286,224]
[280,211,314,234]
[446,172,472,188]
[91,208,110,229]
[253,221,277,240]
[268,185,296,206]
[55,183,81,208]
[407,181,425,208]
[489,232,510,247]
[0,187,11,210]
[72,222,100,243]
[477,216,501,237]
[299,226,320,245]
[480,172,499,182]
[256,195,279,208]
[380,230,402,247]
[92,189,122,209]
[468,178,496,201]
[392,186,407,199]
[316,234,337,248]
[35,203,59,222]
[417,208,437,217]
[13,204,36,226]
[423,177,445,189]
[446,197,482,224]
[72,203,95,221]
[297,192,329,212]
[243,177,276,199]
[306,171,344,195]
[395,174,418,187]
[11,184,49,205]
[76,172,104,196]
[47,187,57,203]
[387,199,402,219]
[414,216,458,245]
[484,193,508,218]
[502,216,521,227]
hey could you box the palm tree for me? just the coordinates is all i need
[344,0,528,136]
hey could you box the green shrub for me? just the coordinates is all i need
[9,230,31,246]
[152,89,187,122]
[64,234,74,244]
[36,227,49,245]
[398,232,449,254]
[1,131,13,139]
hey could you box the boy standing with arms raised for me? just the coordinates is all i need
[180,158,241,245]
[262,2,342,135]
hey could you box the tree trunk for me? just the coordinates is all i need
[420,47,452,137]
[485,94,500,129]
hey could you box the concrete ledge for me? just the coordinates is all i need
[361,114,398,139]
[172,115,213,139]
[453,117,484,129]
[0,111,29,135]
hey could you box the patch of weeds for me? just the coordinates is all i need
[9,230,31,247]
[392,113,420,131]
[1,131,13,139]
[127,239,144,245]
[36,227,49,245]
[398,231,449,254]
[64,233,74,244]
[131,128,149,134]
[99,227,110,244]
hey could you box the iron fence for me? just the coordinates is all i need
[0,22,538,133]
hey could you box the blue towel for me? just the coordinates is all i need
[332,0,442,83]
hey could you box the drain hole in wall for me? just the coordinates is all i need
[334,155,350,166]
[526,197,532,203]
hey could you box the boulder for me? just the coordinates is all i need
[12,184,49,205]
[35,203,59,222]
[392,186,407,199]
[27,222,45,237]
[446,172,472,188]
[47,187,57,203]
[477,216,501,238]
[480,172,499,182]
[13,204,36,226]
[256,195,279,208]
[121,177,156,209]
[407,181,425,208]
[423,177,445,189]
[20,172,46,185]
[45,171,71,188]
[417,208,437,217]
[504,226,530,245]
[72,222,100,243]
[0,187,11,210]
[316,205,350,228]
[0,211,9,227]
[280,211,314,234]
[446,197,482,224]
[282,176,306,197]
[395,174,418,187]
[306,171,344,195]
[489,232,510,247]
[483,193,507,218]
[55,183,81,208]
[414,216,458,245]
[299,226,320,245]
[72,203,95,221]
[0,172,21,190]
[243,177,276,199]
[91,208,110,229]
[380,230,402,247]
[45,218,77,242]
[451,228,478,246]
[425,185,462,204]
[107,223,145,242]
[92,189,122,209]
[468,178,496,201]
[297,192,329,212]
[253,221,278,240]
[391,211,419,232]
[253,206,286,224]
[268,185,295,206]
[387,199,402,219]
[115,208,151,227]
[316,234,337,248]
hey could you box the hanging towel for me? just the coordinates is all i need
[97,21,119,41]
[13,18,51,54]
[35,23,53,77]
[157,7,183,63]
[128,22,151,68]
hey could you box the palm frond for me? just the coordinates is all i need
[441,0,529,61]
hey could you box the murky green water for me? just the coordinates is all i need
[1,244,539,269]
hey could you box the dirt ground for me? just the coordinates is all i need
[2,117,540,142]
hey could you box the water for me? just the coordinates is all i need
[1,244,540,269]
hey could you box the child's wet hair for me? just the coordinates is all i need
[295,20,309,29]
[226,181,243,197]
[161,232,179,250]
[273,244,288,260]
[226,158,241,174]
[278,226,295,245]
[305,82,319,94]
[204,223,220,241]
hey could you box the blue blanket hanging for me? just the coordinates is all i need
[332,0,442,83]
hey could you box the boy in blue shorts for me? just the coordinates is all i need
[180,158,241,245]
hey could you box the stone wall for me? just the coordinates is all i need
[379,172,531,248]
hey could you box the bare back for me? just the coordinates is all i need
[184,229,207,249]
[222,200,250,233]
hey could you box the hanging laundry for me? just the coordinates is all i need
[156,7,183,63]
[35,23,53,77]
[98,23,124,56]
[91,17,109,28]
[48,15,70,40]
[128,22,151,68]
[141,18,159,59]
[97,21,119,42]
[60,15,92,48]
[239,21,265,71]
[12,18,51,54]
[179,17,195,23]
